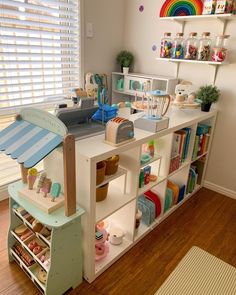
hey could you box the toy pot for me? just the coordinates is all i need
[123,67,129,75]
[109,228,125,245]
[105,155,119,175]
[201,102,212,112]
[96,183,109,202]
[96,161,106,185]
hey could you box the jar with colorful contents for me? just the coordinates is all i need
[212,35,230,62]
[172,33,185,59]
[160,32,173,58]
[184,32,198,60]
[197,32,212,61]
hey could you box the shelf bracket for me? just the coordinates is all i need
[174,20,186,33]
[211,64,219,85]
[216,17,228,34]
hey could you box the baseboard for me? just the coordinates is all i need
[204,181,236,200]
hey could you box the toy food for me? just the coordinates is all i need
[14,224,28,236]
[33,245,42,255]
[28,240,38,251]
[95,244,105,255]
[13,244,35,267]
[36,172,46,193]
[41,178,52,197]
[37,267,47,284]
[50,183,61,202]
[27,168,38,190]
[149,174,158,182]
[20,229,33,241]
[32,220,44,233]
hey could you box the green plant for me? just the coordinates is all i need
[196,85,220,104]
[116,50,134,68]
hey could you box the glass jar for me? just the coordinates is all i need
[172,33,185,59]
[197,32,212,61]
[211,35,230,62]
[160,32,173,58]
[215,35,230,49]
[184,32,198,60]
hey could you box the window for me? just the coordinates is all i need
[0,0,80,189]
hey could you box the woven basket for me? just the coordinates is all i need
[96,183,109,202]
[96,161,106,185]
[105,155,119,176]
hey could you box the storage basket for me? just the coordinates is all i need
[96,161,106,185]
[105,155,119,175]
[96,183,109,202]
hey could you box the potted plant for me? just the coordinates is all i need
[196,85,220,112]
[116,50,134,74]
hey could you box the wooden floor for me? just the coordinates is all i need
[1,188,236,295]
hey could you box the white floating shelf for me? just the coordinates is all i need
[96,167,127,188]
[156,57,228,66]
[159,13,236,22]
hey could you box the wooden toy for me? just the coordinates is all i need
[36,172,46,193]
[27,168,38,190]
[51,183,61,202]
[160,0,203,17]
[105,117,135,146]
[0,107,77,217]
[41,178,52,198]
[105,155,119,175]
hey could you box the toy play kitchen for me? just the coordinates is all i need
[134,90,171,132]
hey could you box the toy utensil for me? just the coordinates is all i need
[36,172,46,193]
[50,183,61,202]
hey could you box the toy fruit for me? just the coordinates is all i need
[33,245,42,255]
[28,241,38,251]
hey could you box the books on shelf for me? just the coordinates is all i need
[192,124,211,160]
[170,128,192,173]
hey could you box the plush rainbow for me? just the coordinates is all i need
[160,0,203,17]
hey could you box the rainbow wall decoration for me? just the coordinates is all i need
[160,0,203,17]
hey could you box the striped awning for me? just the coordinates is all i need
[0,119,63,168]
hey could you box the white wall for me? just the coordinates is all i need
[123,0,236,194]
[82,0,125,93]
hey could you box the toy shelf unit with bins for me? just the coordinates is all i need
[0,108,85,295]
[112,72,178,104]
[157,14,236,83]
[76,108,217,283]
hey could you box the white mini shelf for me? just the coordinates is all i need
[95,238,133,276]
[140,154,162,168]
[191,152,208,163]
[138,175,166,196]
[96,167,127,188]
[168,161,190,178]
[96,184,135,223]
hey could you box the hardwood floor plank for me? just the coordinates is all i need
[1,188,236,295]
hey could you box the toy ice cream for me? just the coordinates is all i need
[27,168,38,190]
[36,172,46,193]
[50,183,61,202]
[41,178,52,198]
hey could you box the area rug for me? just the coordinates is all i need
[155,246,236,295]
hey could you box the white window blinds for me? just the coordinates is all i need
[0,0,80,112]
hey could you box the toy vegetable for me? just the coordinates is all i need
[27,168,38,190]
[50,183,61,202]
[36,172,46,193]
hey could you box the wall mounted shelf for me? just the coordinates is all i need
[160,14,236,33]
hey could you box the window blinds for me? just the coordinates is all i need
[0,0,80,112]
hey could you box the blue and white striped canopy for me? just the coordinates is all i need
[0,119,63,168]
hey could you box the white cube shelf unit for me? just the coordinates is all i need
[73,108,217,283]
[112,72,178,104]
